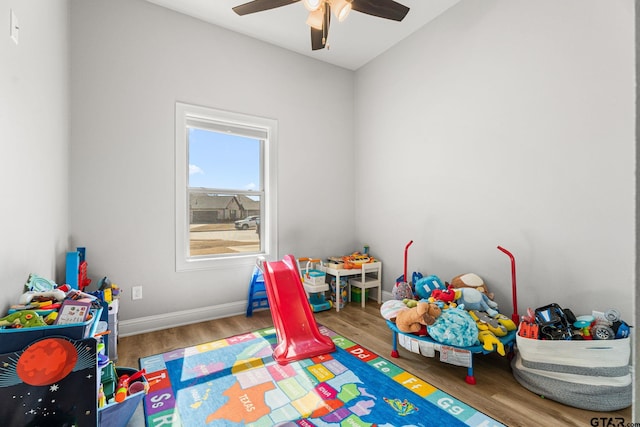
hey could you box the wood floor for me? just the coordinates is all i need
[118,303,632,427]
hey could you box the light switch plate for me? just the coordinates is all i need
[10,9,19,45]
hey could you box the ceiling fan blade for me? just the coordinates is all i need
[233,0,300,16]
[311,27,325,51]
[311,5,331,51]
[351,0,410,21]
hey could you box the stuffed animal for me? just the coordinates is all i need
[430,287,458,309]
[380,299,409,321]
[455,287,499,317]
[468,310,508,337]
[477,330,505,356]
[427,307,479,347]
[468,310,507,356]
[395,302,441,334]
[0,310,47,328]
[414,275,446,300]
[392,280,414,300]
[450,273,494,300]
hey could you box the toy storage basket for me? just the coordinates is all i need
[0,308,102,353]
[303,260,325,286]
[99,367,147,427]
[512,335,632,411]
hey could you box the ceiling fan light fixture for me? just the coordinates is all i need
[303,0,323,12]
[306,8,324,30]
[331,0,351,22]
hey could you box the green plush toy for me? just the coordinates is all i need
[0,310,47,328]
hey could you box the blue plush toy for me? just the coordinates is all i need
[414,275,446,300]
[455,287,499,317]
[427,307,478,347]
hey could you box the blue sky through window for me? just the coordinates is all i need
[188,128,260,190]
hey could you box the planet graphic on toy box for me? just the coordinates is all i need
[16,338,78,386]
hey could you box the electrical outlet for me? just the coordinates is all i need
[132,286,143,300]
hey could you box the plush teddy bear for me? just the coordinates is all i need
[450,273,494,300]
[395,302,442,334]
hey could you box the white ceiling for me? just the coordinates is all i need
[145,0,461,70]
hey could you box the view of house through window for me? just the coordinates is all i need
[188,127,263,256]
[175,102,277,270]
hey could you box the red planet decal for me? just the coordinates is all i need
[16,338,78,386]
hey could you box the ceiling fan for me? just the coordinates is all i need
[232,0,410,51]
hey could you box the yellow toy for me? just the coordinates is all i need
[468,310,517,356]
[477,330,505,356]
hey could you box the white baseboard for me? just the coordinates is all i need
[118,290,394,337]
[118,301,248,337]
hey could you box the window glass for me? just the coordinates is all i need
[175,103,277,271]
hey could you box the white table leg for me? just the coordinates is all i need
[336,273,341,312]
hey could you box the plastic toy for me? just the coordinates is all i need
[19,289,66,305]
[308,293,332,312]
[66,247,91,291]
[518,321,539,339]
[341,252,372,269]
[0,310,47,328]
[24,273,58,292]
[299,258,331,313]
[115,368,146,403]
[96,276,121,302]
[98,384,106,408]
[394,302,441,334]
[604,309,631,339]
[534,303,575,340]
[573,318,593,339]
[262,255,336,364]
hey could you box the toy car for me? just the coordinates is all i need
[534,303,575,340]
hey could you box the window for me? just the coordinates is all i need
[175,103,277,271]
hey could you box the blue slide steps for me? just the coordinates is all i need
[246,266,269,317]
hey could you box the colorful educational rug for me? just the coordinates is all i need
[139,326,504,427]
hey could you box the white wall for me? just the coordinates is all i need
[355,0,635,322]
[69,0,356,326]
[1,0,634,339]
[0,0,70,310]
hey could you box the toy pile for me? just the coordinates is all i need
[518,303,631,341]
[512,303,632,411]
[381,272,517,356]
[0,273,119,331]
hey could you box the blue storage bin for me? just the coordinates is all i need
[99,367,147,427]
[0,307,102,353]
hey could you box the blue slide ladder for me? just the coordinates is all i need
[246,266,269,316]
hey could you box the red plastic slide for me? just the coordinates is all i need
[263,255,336,364]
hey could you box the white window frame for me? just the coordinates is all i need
[175,102,278,272]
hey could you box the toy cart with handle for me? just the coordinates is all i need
[386,246,519,385]
[298,257,332,312]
